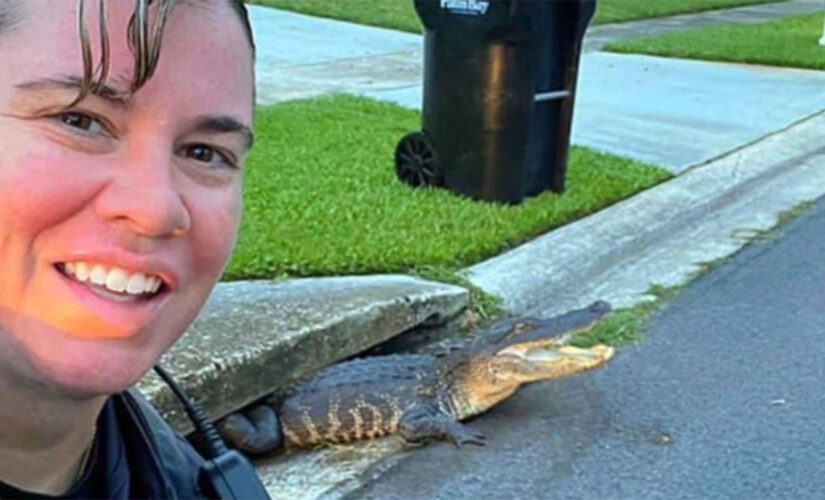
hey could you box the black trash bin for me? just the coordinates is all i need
[394,0,596,204]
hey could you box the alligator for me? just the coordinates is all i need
[216,301,615,454]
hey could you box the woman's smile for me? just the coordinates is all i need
[56,262,166,301]
[46,252,178,339]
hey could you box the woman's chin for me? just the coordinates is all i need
[2,315,169,398]
[31,347,155,398]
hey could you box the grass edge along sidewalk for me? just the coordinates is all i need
[604,12,825,71]
[247,0,787,34]
[226,94,671,286]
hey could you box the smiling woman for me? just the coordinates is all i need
[0,0,260,498]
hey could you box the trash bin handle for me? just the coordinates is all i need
[534,90,571,102]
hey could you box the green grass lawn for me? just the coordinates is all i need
[594,0,784,24]
[224,95,671,281]
[249,0,419,33]
[247,0,786,33]
[605,12,825,71]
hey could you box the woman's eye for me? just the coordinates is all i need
[57,111,107,136]
[185,144,237,169]
[188,145,215,162]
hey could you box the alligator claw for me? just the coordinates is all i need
[456,431,487,448]
[447,422,487,448]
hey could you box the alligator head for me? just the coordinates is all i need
[447,301,615,419]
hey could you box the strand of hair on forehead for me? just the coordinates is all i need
[70,0,175,107]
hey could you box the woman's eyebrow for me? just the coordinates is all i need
[14,75,132,108]
[15,75,254,149]
[190,116,255,150]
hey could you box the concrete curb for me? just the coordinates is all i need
[137,276,468,433]
[466,109,825,316]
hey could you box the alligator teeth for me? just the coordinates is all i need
[59,262,163,297]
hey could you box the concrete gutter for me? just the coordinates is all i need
[137,275,468,433]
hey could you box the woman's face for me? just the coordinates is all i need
[0,0,254,395]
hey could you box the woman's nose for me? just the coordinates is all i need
[93,145,191,239]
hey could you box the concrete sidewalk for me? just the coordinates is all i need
[583,0,822,51]
[249,1,825,173]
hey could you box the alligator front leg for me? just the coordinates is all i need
[216,403,283,455]
[398,406,486,448]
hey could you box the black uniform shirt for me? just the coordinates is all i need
[0,398,131,499]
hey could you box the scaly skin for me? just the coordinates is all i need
[217,301,615,454]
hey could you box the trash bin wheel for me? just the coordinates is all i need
[395,132,441,187]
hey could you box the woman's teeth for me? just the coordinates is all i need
[61,262,163,297]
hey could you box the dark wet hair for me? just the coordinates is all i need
[0,2,24,35]
[0,0,255,103]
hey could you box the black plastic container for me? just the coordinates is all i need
[395,0,596,204]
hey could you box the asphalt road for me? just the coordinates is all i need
[351,195,825,500]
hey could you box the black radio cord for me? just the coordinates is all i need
[153,364,271,500]
[153,364,228,457]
